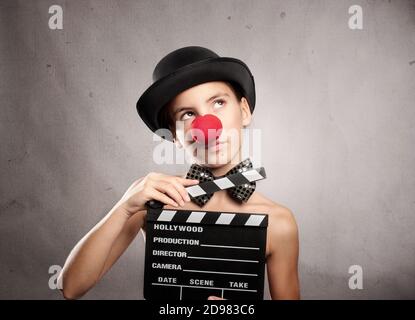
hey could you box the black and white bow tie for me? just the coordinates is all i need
[185,158,258,207]
[145,159,266,209]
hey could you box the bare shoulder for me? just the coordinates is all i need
[250,192,298,244]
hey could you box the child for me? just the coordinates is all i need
[58,46,300,300]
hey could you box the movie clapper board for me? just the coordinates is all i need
[144,167,268,300]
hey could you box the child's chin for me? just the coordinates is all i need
[191,142,240,166]
[196,153,232,167]
[202,161,227,168]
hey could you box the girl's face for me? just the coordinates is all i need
[167,81,252,167]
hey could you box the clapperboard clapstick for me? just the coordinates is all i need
[143,167,269,300]
[146,167,267,209]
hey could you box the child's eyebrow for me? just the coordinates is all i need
[173,92,230,115]
[173,107,192,116]
[205,92,230,103]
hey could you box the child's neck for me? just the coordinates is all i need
[207,153,244,177]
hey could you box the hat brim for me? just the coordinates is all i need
[136,57,256,141]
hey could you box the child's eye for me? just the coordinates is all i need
[181,111,195,120]
[213,99,226,109]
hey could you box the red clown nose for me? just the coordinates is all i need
[190,114,223,145]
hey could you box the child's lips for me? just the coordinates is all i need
[206,141,226,152]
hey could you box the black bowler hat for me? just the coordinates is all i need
[136,46,256,141]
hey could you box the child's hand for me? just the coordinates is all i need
[118,173,199,216]
[207,296,226,300]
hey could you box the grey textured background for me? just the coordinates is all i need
[1,0,414,299]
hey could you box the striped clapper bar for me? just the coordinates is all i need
[146,167,267,209]
[186,167,267,199]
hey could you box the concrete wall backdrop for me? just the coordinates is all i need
[1,0,414,299]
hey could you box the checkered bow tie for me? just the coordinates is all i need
[186,158,256,207]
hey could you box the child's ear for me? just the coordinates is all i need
[240,97,252,127]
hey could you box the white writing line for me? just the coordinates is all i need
[151,282,257,293]
[183,269,258,277]
[187,256,258,263]
[201,244,259,250]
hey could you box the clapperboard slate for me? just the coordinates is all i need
[143,167,268,300]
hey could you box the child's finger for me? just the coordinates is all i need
[169,180,192,202]
[155,182,185,206]
[151,191,179,207]
[207,296,225,300]
[176,177,200,186]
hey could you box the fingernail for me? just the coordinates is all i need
[173,202,178,207]
[186,195,191,201]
